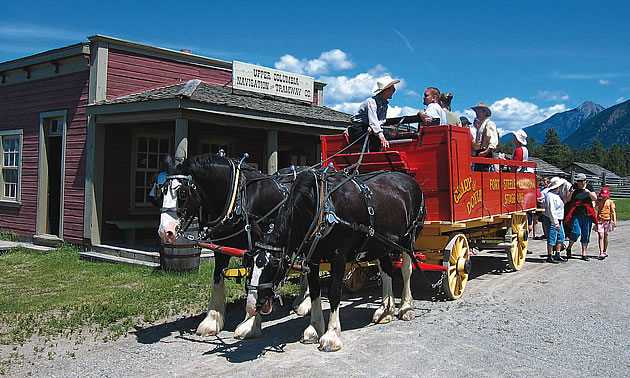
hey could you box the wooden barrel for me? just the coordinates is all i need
[160,219,200,272]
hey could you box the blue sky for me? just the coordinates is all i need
[1,0,629,135]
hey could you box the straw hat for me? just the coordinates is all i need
[373,78,400,95]
[471,103,492,117]
[548,176,564,190]
[575,173,587,181]
[514,129,528,145]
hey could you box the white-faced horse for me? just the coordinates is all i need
[158,154,309,338]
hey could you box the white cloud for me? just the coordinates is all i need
[456,97,567,135]
[552,72,625,80]
[274,49,354,76]
[533,90,569,102]
[387,105,420,118]
[0,23,85,41]
[319,65,402,104]
[616,97,626,103]
[599,79,610,85]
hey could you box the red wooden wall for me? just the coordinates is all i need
[0,70,89,243]
[106,49,233,99]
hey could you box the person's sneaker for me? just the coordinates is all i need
[546,256,559,264]
[553,253,567,262]
[598,255,605,260]
[581,255,590,261]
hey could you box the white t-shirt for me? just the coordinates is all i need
[425,103,447,125]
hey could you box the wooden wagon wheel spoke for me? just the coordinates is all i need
[506,214,528,271]
[442,233,471,300]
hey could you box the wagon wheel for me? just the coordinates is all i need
[506,213,528,271]
[442,233,471,300]
[344,266,368,292]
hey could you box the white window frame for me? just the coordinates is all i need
[0,129,24,204]
[131,130,172,210]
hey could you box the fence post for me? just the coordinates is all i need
[601,172,606,187]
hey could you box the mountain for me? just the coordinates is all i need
[563,99,630,149]
[500,101,604,145]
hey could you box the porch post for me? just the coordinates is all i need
[175,119,188,163]
[267,129,278,174]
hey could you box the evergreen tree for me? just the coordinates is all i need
[625,144,630,176]
[603,144,627,176]
[588,139,605,166]
[542,128,568,167]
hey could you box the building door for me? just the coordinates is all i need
[37,113,66,238]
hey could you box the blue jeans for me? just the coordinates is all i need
[544,216,565,246]
[569,215,592,244]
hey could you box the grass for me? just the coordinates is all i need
[0,244,298,348]
[613,198,630,221]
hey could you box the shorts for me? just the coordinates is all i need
[569,215,592,244]
[544,216,565,246]
[593,220,615,233]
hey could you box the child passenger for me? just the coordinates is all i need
[543,177,567,263]
[593,187,617,259]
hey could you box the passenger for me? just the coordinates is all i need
[461,116,476,157]
[593,187,616,259]
[439,93,462,125]
[418,87,447,125]
[543,177,568,263]
[471,103,498,171]
[348,78,399,152]
[511,129,533,173]
[564,173,597,260]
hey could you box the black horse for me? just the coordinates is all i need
[158,153,308,338]
[245,168,426,351]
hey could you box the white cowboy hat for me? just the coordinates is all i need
[373,78,400,95]
[471,103,492,117]
[548,176,564,190]
[514,129,528,145]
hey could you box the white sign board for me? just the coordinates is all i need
[232,61,314,102]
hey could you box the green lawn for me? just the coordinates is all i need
[0,245,297,348]
[614,197,630,221]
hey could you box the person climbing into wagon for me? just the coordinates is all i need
[348,77,400,152]
[418,87,447,126]
[564,173,597,260]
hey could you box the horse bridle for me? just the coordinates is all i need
[161,174,199,239]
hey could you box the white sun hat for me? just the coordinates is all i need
[373,77,400,95]
[514,129,528,145]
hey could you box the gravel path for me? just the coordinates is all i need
[5,222,630,377]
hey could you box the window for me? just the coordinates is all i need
[0,131,23,202]
[134,134,171,206]
[199,136,232,157]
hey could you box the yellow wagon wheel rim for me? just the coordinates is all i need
[507,213,528,271]
[345,266,367,293]
[442,233,471,300]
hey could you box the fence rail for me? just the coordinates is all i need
[536,169,630,198]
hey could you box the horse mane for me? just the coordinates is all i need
[268,170,318,252]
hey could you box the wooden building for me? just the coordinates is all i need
[0,35,350,248]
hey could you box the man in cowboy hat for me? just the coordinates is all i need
[471,102,498,171]
[543,177,568,263]
[418,87,447,125]
[348,77,400,151]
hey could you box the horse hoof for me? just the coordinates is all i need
[196,314,222,336]
[234,316,262,339]
[318,332,343,352]
[294,298,311,316]
[398,310,415,321]
[301,325,320,344]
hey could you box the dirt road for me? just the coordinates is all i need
[6,222,630,377]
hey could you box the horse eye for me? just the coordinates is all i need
[178,188,188,201]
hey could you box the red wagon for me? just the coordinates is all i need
[321,124,537,299]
